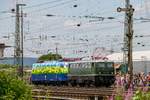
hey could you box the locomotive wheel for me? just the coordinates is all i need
[79,83,84,87]
[69,80,77,87]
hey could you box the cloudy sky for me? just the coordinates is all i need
[0,0,150,58]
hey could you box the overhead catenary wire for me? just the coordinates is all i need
[1,0,150,57]
[28,16,143,37]
[24,0,66,9]
[27,0,75,14]
[25,10,147,35]
[0,16,14,20]
[0,0,75,20]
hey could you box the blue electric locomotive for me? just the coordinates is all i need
[31,61,68,85]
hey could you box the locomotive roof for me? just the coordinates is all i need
[67,60,114,64]
[32,61,68,67]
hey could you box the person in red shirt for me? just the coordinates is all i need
[147,72,150,80]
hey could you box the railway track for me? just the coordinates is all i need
[32,85,116,100]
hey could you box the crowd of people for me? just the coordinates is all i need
[115,72,150,90]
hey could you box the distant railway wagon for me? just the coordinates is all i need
[31,60,115,87]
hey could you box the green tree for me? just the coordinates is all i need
[0,71,32,100]
[38,53,62,61]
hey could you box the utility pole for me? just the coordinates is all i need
[141,56,147,75]
[55,42,59,60]
[117,2,134,88]
[55,43,58,54]
[15,4,20,67]
[20,5,25,78]
[14,4,26,78]
[124,0,130,72]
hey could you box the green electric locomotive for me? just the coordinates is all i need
[68,60,115,87]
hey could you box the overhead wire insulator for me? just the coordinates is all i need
[46,14,55,17]
[77,23,81,27]
[11,9,15,13]
[73,5,78,7]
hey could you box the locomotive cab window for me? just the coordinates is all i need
[107,63,113,67]
[91,62,95,67]
[82,62,88,68]
[96,62,105,67]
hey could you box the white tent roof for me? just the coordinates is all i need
[107,50,150,61]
